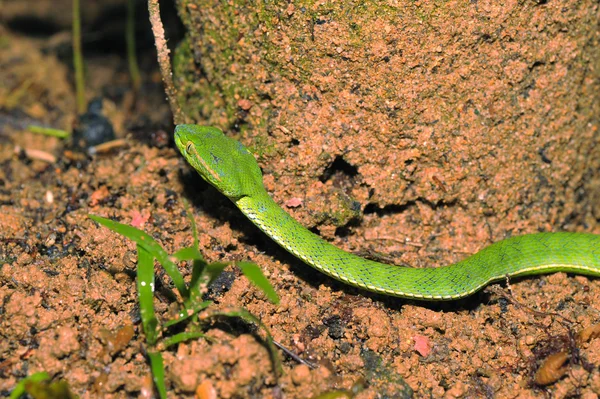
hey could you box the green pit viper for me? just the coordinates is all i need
[175,124,600,300]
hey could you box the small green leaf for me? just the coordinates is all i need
[205,262,228,286]
[147,351,167,399]
[10,372,50,399]
[89,215,189,299]
[238,262,279,304]
[137,245,159,345]
[183,199,200,247]
[189,258,208,302]
[162,331,210,348]
[172,246,204,262]
[163,300,212,328]
[28,125,70,139]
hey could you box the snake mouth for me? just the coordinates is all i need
[174,125,186,150]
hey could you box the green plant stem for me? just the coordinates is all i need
[9,372,50,399]
[126,0,141,91]
[72,0,86,114]
[28,125,70,139]
[147,352,167,399]
[137,245,159,345]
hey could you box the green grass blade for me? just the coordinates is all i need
[162,331,210,348]
[238,262,279,304]
[9,372,50,399]
[205,262,228,286]
[147,351,167,399]
[171,246,208,303]
[137,245,159,345]
[27,125,70,139]
[172,246,204,262]
[183,199,199,247]
[72,0,85,114]
[207,308,281,378]
[126,0,141,91]
[180,203,208,302]
[163,300,212,328]
[189,258,208,302]
[89,215,189,299]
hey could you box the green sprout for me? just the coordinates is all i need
[10,372,79,399]
[88,208,280,398]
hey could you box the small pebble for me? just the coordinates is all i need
[291,364,311,385]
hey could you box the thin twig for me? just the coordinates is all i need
[486,285,574,326]
[14,146,57,163]
[272,340,318,369]
[147,0,185,124]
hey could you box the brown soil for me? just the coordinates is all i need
[1,1,600,399]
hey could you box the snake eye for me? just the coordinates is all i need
[186,142,193,153]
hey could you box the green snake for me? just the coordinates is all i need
[175,124,600,300]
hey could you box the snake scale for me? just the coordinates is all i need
[175,124,600,300]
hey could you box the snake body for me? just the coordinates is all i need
[175,124,600,300]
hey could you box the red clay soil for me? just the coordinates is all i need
[1,1,600,398]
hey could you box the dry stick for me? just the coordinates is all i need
[272,340,318,369]
[486,285,574,326]
[147,0,185,125]
[487,284,585,381]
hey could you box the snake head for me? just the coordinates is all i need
[175,124,264,200]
